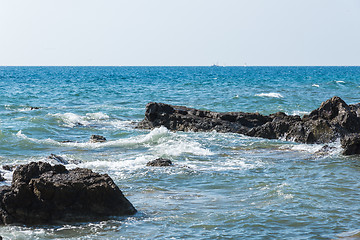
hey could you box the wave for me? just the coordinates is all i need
[280,140,342,155]
[47,112,134,130]
[255,93,283,98]
[48,112,110,128]
[312,84,320,87]
[14,127,213,157]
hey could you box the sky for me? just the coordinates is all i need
[0,0,359,66]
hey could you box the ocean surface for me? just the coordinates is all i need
[0,66,360,239]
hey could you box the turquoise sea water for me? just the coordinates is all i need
[0,66,360,239]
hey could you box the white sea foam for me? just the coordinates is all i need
[282,140,342,155]
[312,84,320,87]
[153,138,213,157]
[288,110,310,116]
[48,112,134,130]
[16,130,60,145]
[336,80,345,83]
[255,93,283,98]
[49,112,91,127]
[194,158,263,172]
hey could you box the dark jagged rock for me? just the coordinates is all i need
[146,158,173,167]
[89,135,107,143]
[341,134,360,155]
[137,97,360,155]
[0,162,136,225]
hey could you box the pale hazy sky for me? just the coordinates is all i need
[0,0,359,66]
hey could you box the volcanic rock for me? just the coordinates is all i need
[146,158,173,167]
[0,162,136,225]
[137,97,360,155]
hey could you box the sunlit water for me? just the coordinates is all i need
[0,66,359,239]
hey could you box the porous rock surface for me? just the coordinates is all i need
[0,162,136,225]
[137,97,360,155]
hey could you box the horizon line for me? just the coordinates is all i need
[0,65,359,67]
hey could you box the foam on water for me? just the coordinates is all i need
[49,112,110,128]
[14,127,212,156]
[153,138,213,157]
[287,110,310,116]
[16,130,60,145]
[255,92,284,98]
[281,139,342,155]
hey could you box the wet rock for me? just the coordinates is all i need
[2,165,17,171]
[0,162,136,225]
[89,135,107,143]
[341,134,360,155]
[146,158,173,167]
[47,154,69,164]
[29,107,40,110]
[137,97,360,155]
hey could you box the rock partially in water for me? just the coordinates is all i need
[146,158,173,167]
[47,154,69,164]
[0,162,136,225]
[2,165,17,171]
[137,97,360,155]
[89,135,107,143]
[341,134,360,155]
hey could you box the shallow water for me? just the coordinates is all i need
[0,66,360,239]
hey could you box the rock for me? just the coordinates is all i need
[89,135,107,143]
[146,158,173,167]
[47,154,69,164]
[137,97,360,155]
[29,107,40,110]
[2,165,17,171]
[341,134,360,155]
[0,162,136,225]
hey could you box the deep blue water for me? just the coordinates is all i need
[0,66,360,239]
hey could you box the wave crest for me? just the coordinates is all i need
[255,93,284,98]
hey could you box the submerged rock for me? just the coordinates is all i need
[47,154,69,164]
[137,97,360,155]
[0,162,136,225]
[89,135,107,143]
[146,158,173,167]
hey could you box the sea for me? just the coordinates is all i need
[0,66,359,240]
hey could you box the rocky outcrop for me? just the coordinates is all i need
[0,162,136,225]
[146,158,173,167]
[89,135,107,143]
[137,97,360,155]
